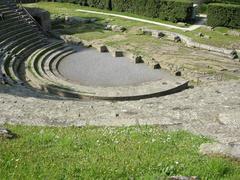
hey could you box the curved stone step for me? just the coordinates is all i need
[0,17,25,29]
[16,39,48,58]
[24,43,88,96]
[41,47,75,82]
[36,45,68,79]
[45,48,75,78]
[3,33,44,52]
[8,41,48,83]
[0,22,36,34]
[25,41,66,88]
[0,26,38,42]
[0,54,15,84]
[0,29,38,48]
[0,15,30,25]
[29,48,77,92]
[0,20,29,30]
[9,35,46,55]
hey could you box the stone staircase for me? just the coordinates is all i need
[0,0,74,86]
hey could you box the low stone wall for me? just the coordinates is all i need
[142,28,239,60]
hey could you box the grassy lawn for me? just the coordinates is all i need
[25,2,186,27]
[24,2,240,48]
[53,22,119,41]
[1,125,240,179]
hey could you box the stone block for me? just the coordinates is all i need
[134,56,144,64]
[150,62,161,69]
[175,71,181,76]
[142,29,153,36]
[146,58,161,69]
[174,36,181,43]
[113,50,123,57]
[97,45,108,53]
[0,127,17,139]
[152,31,165,38]
[200,143,240,160]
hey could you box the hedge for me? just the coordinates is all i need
[53,0,111,9]
[111,0,194,22]
[53,0,87,6]
[209,0,240,4]
[19,0,41,2]
[145,0,161,18]
[86,0,111,9]
[207,3,240,28]
[158,0,194,22]
[19,0,194,22]
[111,0,134,12]
[53,0,194,22]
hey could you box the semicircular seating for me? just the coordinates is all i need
[0,0,76,88]
[24,45,189,100]
[0,0,49,85]
[0,0,188,100]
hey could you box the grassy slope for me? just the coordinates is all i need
[0,125,240,179]
[25,2,240,48]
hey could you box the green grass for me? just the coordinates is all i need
[53,22,118,41]
[184,27,240,48]
[25,2,187,27]
[24,2,240,48]
[1,125,240,179]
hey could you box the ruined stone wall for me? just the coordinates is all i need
[26,7,51,32]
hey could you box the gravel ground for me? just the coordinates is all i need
[58,48,175,87]
[0,80,239,146]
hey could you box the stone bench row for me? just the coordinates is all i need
[0,39,48,84]
[23,34,189,100]
[25,43,188,100]
[0,1,189,100]
[0,1,49,85]
[25,41,87,97]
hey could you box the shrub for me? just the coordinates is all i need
[78,0,88,6]
[87,0,111,9]
[158,0,194,22]
[144,0,161,18]
[111,0,147,14]
[112,0,193,22]
[111,0,134,12]
[21,0,194,22]
[207,3,240,28]
[19,0,41,2]
[210,0,240,4]
[199,3,208,13]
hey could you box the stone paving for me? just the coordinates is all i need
[0,80,239,144]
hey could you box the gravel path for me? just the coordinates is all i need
[0,80,239,146]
